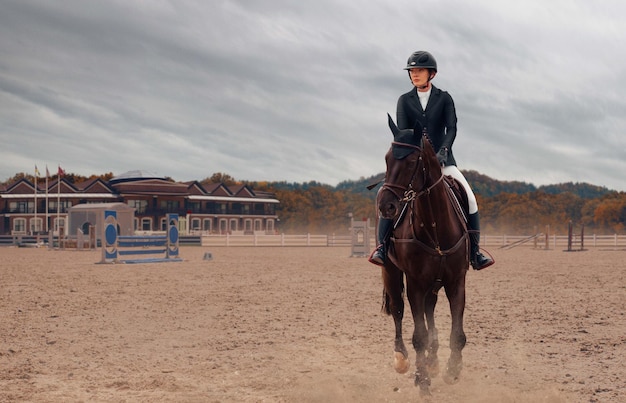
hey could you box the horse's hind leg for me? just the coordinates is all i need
[382,265,409,373]
[424,291,440,377]
[444,276,467,384]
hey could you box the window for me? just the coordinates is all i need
[229,218,238,232]
[191,218,201,231]
[81,222,94,235]
[206,202,216,214]
[254,219,262,231]
[13,218,27,233]
[203,219,212,232]
[128,199,148,213]
[141,218,152,231]
[30,217,43,233]
[49,200,72,212]
[188,202,201,213]
[9,201,32,213]
[160,200,180,211]
[219,219,228,234]
[53,217,65,233]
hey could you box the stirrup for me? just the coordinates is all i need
[368,245,386,266]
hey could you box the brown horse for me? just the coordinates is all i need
[378,114,469,396]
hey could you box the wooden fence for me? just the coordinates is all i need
[4,233,626,250]
[199,233,351,247]
[197,233,626,249]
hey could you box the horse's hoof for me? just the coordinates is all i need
[393,351,410,374]
[444,361,462,384]
[443,372,459,384]
[427,360,440,378]
[415,374,432,395]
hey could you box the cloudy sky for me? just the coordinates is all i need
[1,0,625,191]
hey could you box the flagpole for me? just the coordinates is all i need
[45,165,49,233]
[57,166,61,236]
[34,166,38,235]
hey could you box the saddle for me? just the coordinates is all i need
[443,175,469,227]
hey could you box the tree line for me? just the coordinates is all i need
[4,171,625,235]
[242,171,625,235]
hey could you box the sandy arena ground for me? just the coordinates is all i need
[0,245,624,402]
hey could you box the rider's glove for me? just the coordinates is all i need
[436,147,448,166]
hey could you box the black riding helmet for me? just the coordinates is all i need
[404,51,437,71]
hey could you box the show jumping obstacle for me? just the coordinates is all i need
[565,220,585,252]
[100,210,182,264]
[350,217,372,257]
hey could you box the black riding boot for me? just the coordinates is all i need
[468,212,494,270]
[369,217,393,266]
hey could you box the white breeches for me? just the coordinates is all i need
[442,165,478,214]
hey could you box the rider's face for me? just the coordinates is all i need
[408,68,434,91]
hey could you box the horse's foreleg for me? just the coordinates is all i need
[424,291,440,377]
[406,285,431,395]
[444,276,467,385]
[382,266,409,373]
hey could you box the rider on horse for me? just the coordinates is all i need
[369,50,494,271]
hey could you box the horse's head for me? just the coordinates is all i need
[377,114,440,220]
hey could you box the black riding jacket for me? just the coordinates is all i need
[396,85,458,167]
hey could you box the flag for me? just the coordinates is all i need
[35,165,40,177]
[58,165,66,177]
[46,165,50,178]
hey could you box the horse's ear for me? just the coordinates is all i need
[388,113,400,137]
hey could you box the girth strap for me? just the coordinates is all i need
[391,233,469,295]
[392,231,468,257]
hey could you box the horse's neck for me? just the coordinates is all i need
[411,173,460,232]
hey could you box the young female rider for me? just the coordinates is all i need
[369,50,494,270]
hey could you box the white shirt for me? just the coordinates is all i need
[418,87,431,110]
